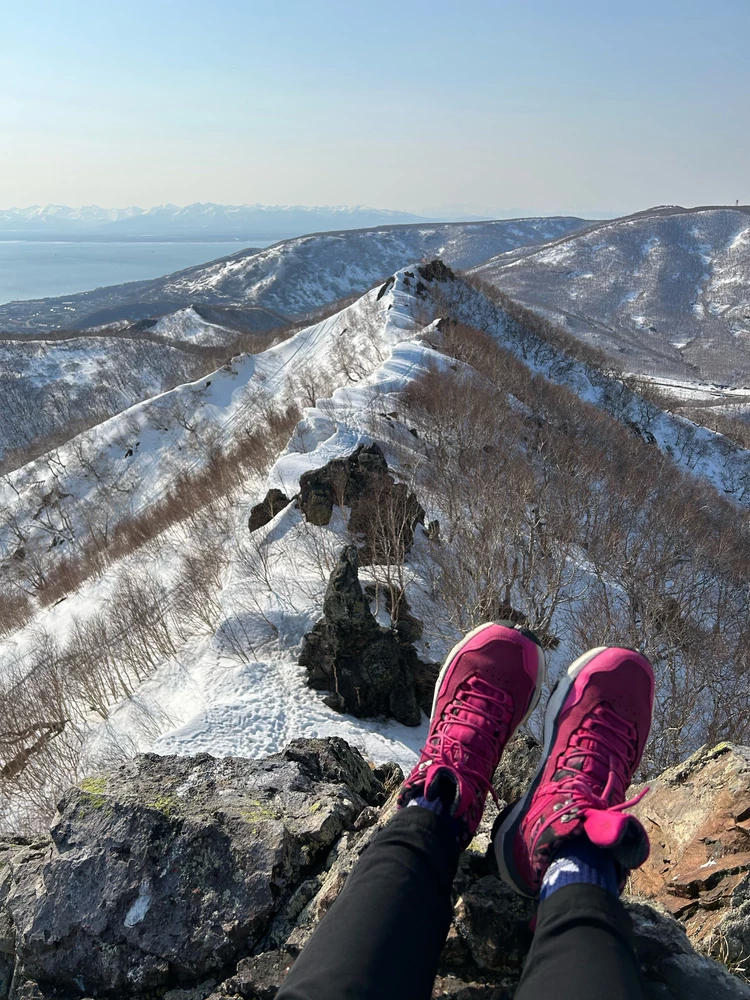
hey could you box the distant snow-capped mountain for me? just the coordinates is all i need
[0,203,434,240]
[472,205,750,383]
[0,205,143,230]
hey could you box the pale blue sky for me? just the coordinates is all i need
[2,0,748,216]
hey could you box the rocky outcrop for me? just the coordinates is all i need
[296,443,435,726]
[248,489,291,532]
[0,738,747,1000]
[631,742,750,975]
[299,545,437,726]
[0,740,388,1000]
[626,899,750,1000]
[297,443,425,564]
[490,734,542,807]
[417,259,456,287]
[5,741,389,999]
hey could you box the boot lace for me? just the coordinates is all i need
[426,676,514,806]
[542,704,648,815]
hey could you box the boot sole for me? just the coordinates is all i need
[494,645,609,897]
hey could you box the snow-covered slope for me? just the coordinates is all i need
[5,263,750,656]
[0,279,426,566]
[4,262,750,832]
[148,306,245,346]
[472,205,750,384]
[626,373,750,411]
[0,334,215,468]
[0,297,283,469]
[0,217,587,333]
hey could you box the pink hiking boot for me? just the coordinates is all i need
[494,646,654,897]
[398,622,546,848]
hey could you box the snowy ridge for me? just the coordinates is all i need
[149,307,238,346]
[436,275,750,503]
[3,263,750,830]
[0,272,434,577]
[0,270,457,795]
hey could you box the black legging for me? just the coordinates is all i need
[275,807,647,1000]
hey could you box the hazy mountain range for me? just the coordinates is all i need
[3,204,749,382]
[0,203,442,241]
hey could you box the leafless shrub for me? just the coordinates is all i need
[215,614,262,662]
[22,400,300,612]
[286,358,337,407]
[681,406,750,450]
[171,546,228,639]
[0,586,32,637]
[462,274,618,372]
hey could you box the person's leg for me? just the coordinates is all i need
[276,622,546,1000]
[276,807,459,1000]
[515,882,646,1000]
[493,645,654,1000]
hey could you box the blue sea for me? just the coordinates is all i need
[0,240,277,306]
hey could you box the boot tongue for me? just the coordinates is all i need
[448,686,505,744]
[425,767,459,812]
[566,710,635,796]
[567,750,606,782]
[565,727,633,799]
[561,752,621,801]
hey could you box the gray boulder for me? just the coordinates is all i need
[626,898,750,999]
[2,739,385,999]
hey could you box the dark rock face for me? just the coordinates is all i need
[298,443,387,527]
[222,950,293,999]
[364,583,424,645]
[297,443,425,564]
[248,489,291,532]
[296,445,436,725]
[451,863,533,977]
[0,738,748,1000]
[626,899,750,1000]
[1,740,386,1000]
[418,259,456,285]
[376,276,395,301]
[299,546,437,726]
[491,734,542,806]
